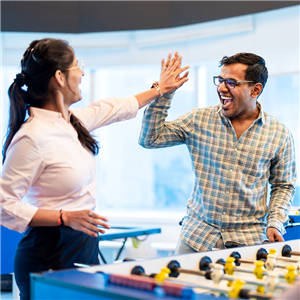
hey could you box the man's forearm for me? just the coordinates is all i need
[138,92,174,148]
[267,184,295,233]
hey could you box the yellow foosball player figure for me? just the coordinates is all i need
[155,267,171,283]
[228,279,245,299]
[253,261,265,293]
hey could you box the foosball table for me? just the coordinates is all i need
[30,239,300,299]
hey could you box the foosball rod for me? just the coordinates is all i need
[199,252,286,278]
[168,260,292,291]
[131,268,273,299]
[232,250,298,270]
[281,244,300,257]
[131,263,289,299]
[166,277,275,300]
[258,247,300,264]
[223,257,292,280]
[199,256,258,275]
[198,256,297,283]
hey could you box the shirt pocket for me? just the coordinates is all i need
[237,145,275,187]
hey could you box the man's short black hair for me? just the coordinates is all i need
[220,53,268,89]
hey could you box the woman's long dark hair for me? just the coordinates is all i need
[2,38,99,163]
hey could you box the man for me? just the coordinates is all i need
[139,53,296,254]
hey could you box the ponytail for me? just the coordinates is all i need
[70,114,99,155]
[3,38,100,164]
[2,76,29,163]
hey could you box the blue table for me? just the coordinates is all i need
[97,227,161,264]
[284,214,300,241]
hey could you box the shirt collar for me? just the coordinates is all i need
[256,101,265,125]
[29,107,71,123]
[216,101,265,125]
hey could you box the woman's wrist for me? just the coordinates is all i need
[151,81,163,97]
[58,209,62,226]
[58,209,65,226]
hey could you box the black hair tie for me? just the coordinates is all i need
[14,73,26,87]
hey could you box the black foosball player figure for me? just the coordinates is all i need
[139,52,296,254]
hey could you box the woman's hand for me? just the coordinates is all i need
[158,52,190,94]
[62,210,111,237]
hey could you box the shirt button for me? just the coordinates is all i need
[221,229,225,232]
[223,212,226,215]
[226,191,229,194]
[229,169,233,172]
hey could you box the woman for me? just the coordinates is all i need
[0,38,189,300]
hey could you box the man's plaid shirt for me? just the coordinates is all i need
[139,92,296,252]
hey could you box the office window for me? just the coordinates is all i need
[260,73,300,206]
[1,67,18,171]
[1,63,299,210]
[93,67,196,212]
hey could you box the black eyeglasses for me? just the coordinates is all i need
[213,76,254,89]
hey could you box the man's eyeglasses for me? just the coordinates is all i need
[213,76,254,89]
[65,61,84,73]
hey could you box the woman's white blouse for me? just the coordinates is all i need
[1,96,138,233]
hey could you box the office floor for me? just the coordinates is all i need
[1,274,19,300]
[1,291,14,299]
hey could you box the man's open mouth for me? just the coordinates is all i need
[221,95,233,108]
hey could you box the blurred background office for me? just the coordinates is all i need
[1,2,299,262]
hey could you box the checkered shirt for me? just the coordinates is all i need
[139,92,296,252]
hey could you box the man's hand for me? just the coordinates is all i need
[266,227,284,242]
[158,52,189,94]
